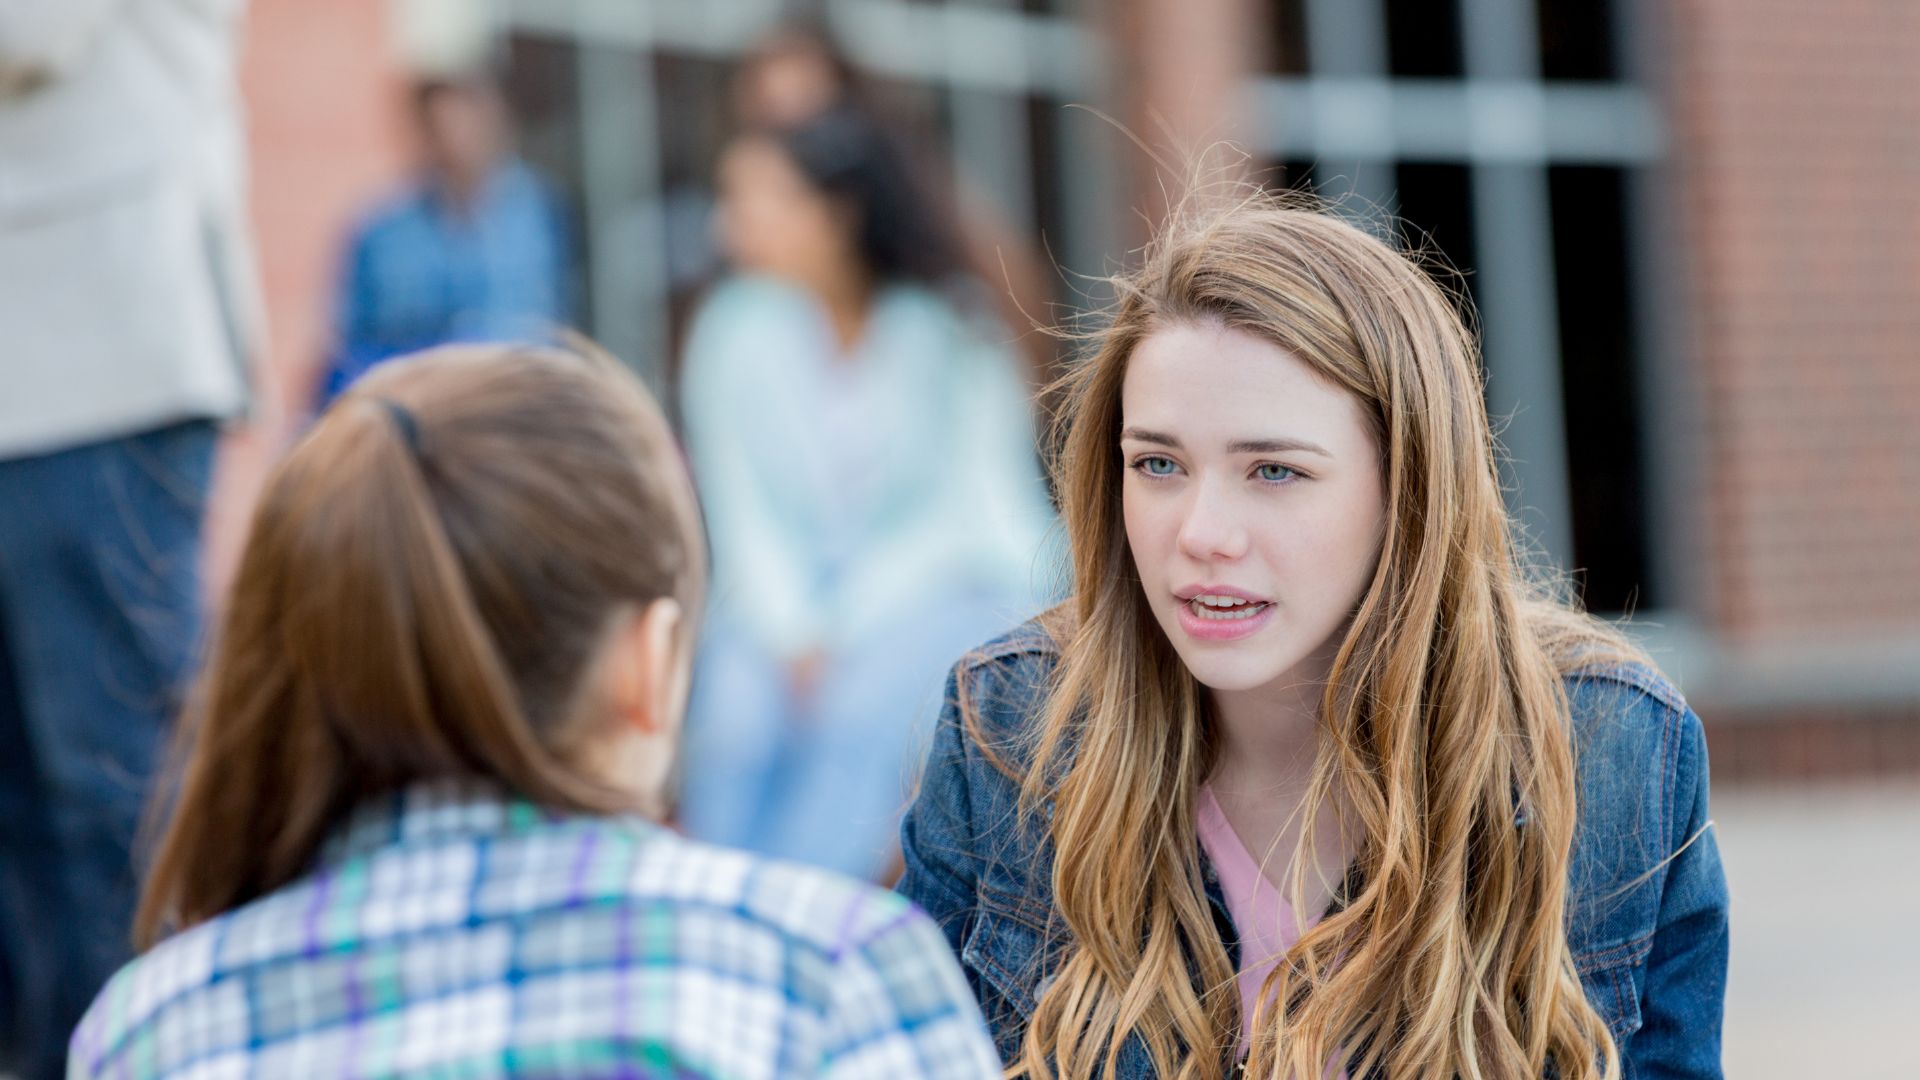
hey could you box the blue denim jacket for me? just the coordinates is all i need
[898,620,1729,1078]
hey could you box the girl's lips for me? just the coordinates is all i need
[1174,584,1269,603]
[1174,596,1276,642]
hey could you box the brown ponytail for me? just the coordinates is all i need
[135,343,704,948]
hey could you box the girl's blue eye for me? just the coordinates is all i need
[1137,456,1177,477]
[1254,463,1298,483]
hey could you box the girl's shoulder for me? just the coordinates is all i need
[695,272,812,316]
[1560,658,1701,788]
[912,618,1063,859]
[949,617,1063,748]
[962,615,1061,667]
[1563,657,1690,717]
[1559,659,1714,970]
[684,275,820,363]
[870,280,1017,362]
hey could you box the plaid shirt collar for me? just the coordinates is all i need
[316,776,664,868]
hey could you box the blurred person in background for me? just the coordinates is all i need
[0,2,260,1077]
[69,345,1003,1079]
[732,19,853,131]
[316,70,572,405]
[677,105,1059,880]
[729,21,1059,388]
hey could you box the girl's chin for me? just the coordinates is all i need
[1174,654,1301,694]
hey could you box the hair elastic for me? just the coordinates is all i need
[377,398,423,456]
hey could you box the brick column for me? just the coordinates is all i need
[205,0,412,594]
[1113,0,1268,232]
[1667,0,1920,648]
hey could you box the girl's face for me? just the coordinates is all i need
[1121,321,1387,696]
[715,137,855,289]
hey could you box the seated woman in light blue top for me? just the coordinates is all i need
[678,106,1058,880]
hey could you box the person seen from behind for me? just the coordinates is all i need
[899,194,1728,1078]
[69,344,1002,1079]
[676,106,1059,880]
[318,71,573,404]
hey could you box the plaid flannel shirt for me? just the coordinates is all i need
[69,779,1002,1079]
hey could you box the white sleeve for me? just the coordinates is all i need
[825,319,1060,646]
[0,0,133,92]
[680,293,825,657]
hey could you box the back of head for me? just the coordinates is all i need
[137,343,704,946]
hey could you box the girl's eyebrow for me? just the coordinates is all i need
[1121,427,1332,458]
[1119,426,1182,448]
[1226,436,1332,457]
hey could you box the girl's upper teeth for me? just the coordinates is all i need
[1196,595,1250,608]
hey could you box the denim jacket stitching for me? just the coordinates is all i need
[963,628,1058,669]
[967,911,1043,1016]
[977,882,1055,934]
[1573,929,1655,974]
[1661,685,1681,855]
[1606,966,1637,1035]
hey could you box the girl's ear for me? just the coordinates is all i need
[607,599,685,735]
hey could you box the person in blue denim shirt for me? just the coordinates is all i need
[319,73,572,405]
[898,198,1728,1079]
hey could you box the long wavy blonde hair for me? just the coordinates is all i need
[1005,195,1636,1079]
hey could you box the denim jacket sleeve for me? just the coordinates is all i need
[1628,691,1729,1078]
[1565,668,1730,1080]
[898,633,1072,1067]
[899,664,987,963]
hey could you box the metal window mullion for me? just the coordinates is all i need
[574,30,671,391]
[1469,163,1574,570]
[1619,0,1693,618]
[1296,0,1396,218]
[1458,0,1574,572]
[507,0,783,57]
[827,0,1090,97]
[1459,0,1539,80]
[948,0,1037,236]
[1253,79,1660,165]
[1622,164,1690,613]
[508,0,1096,97]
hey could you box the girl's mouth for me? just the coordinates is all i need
[1172,586,1276,641]
[1186,594,1271,621]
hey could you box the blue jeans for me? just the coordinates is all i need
[679,592,1029,881]
[0,421,215,1080]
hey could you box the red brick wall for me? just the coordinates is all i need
[1667,0,1920,648]
[204,0,410,592]
[1114,0,1267,231]
[1707,704,1920,783]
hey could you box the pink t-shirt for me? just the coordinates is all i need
[1196,784,1317,1046]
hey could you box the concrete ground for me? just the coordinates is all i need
[1715,781,1920,1078]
